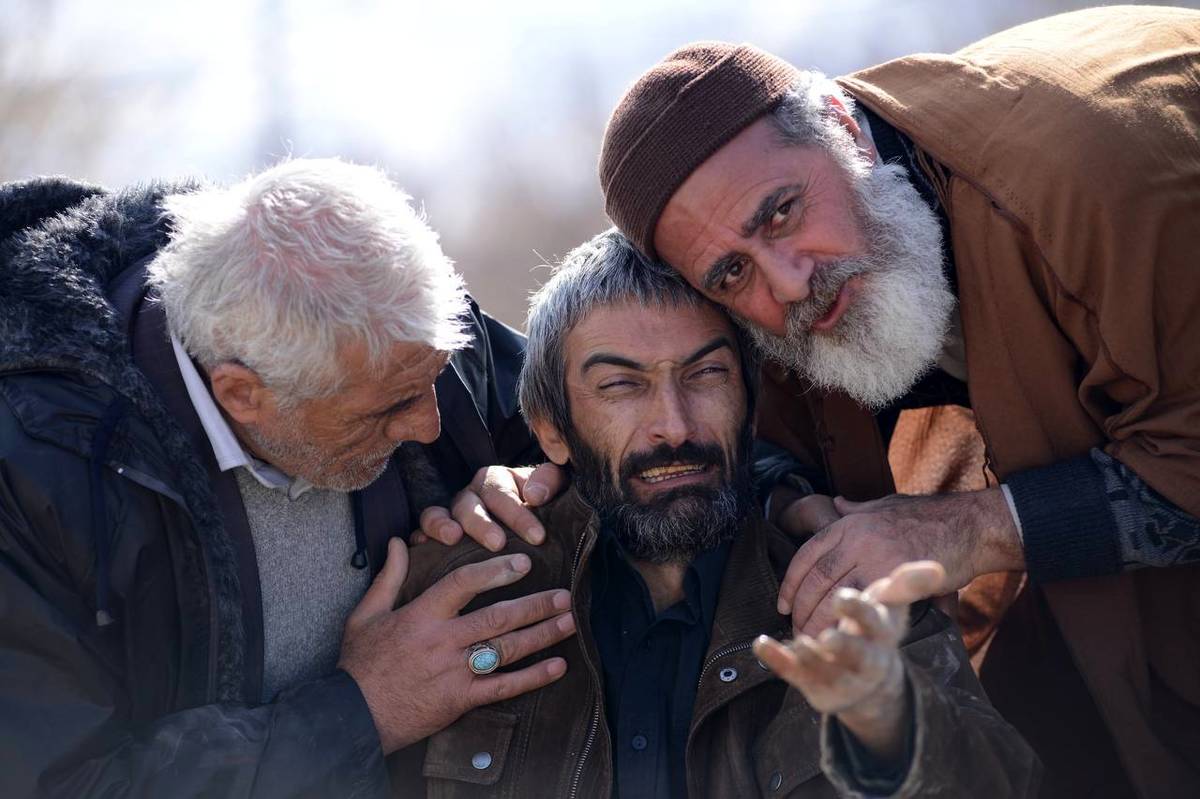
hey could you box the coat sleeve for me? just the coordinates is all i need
[0,445,389,798]
[819,605,1042,798]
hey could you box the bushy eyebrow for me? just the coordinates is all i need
[360,394,419,420]
[700,183,809,292]
[581,335,734,374]
[742,185,804,238]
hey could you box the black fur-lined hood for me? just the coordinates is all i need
[0,176,247,702]
[0,176,181,380]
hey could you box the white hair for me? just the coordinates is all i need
[148,158,470,401]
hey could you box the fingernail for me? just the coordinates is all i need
[777,600,790,615]
[525,484,548,504]
[526,525,545,544]
[552,590,571,610]
[488,532,506,550]
[509,554,531,573]
[557,613,576,633]
[548,658,567,677]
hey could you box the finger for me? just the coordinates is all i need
[777,527,841,615]
[789,633,843,683]
[452,490,507,552]
[465,657,568,707]
[798,566,861,638]
[420,554,532,615]
[351,538,410,622]
[832,495,873,515]
[778,494,841,535]
[490,611,576,665]
[866,561,946,606]
[477,469,546,546]
[818,628,873,673]
[832,588,893,643]
[456,588,572,644]
[791,545,857,634]
[419,505,464,546]
[753,634,801,679]
[522,461,567,507]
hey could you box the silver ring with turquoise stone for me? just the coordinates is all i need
[467,642,501,676]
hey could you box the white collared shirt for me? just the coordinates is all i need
[170,335,314,500]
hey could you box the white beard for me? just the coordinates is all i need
[743,159,955,410]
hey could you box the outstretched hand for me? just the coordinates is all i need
[754,560,946,759]
[414,463,569,551]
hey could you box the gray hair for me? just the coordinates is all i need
[148,158,470,402]
[519,229,757,434]
[770,71,866,175]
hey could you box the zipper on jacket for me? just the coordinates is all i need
[697,640,755,689]
[568,698,601,799]
[567,523,604,799]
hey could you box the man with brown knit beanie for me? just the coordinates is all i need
[422,6,1200,798]
[592,7,1200,798]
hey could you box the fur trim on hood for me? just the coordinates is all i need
[0,177,247,702]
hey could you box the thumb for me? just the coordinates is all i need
[524,461,566,507]
[355,537,410,619]
[869,560,946,606]
[832,495,869,515]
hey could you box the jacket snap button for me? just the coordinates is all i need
[770,771,783,791]
[756,657,770,671]
[471,752,492,770]
[719,667,738,682]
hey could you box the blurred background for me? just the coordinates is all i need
[4,0,1192,327]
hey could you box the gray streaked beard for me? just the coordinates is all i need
[568,426,755,565]
[742,158,955,410]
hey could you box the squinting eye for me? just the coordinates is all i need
[771,199,794,228]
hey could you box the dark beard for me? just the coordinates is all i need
[566,425,754,564]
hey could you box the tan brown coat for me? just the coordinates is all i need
[755,7,1200,797]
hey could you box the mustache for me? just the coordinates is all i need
[619,440,726,482]
[785,259,868,329]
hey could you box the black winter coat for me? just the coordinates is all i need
[0,178,539,798]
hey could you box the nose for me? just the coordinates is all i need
[761,251,816,306]
[646,382,693,448]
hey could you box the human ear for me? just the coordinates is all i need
[209,362,273,425]
[530,417,571,466]
[825,95,878,164]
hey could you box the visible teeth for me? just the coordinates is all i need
[639,463,706,483]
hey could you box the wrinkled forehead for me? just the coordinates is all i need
[563,299,740,376]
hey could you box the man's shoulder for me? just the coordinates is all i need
[399,491,592,607]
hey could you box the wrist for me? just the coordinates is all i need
[969,487,1026,575]
[833,656,908,761]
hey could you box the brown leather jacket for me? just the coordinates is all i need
[388,491,1038,797]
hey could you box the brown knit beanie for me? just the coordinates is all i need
[599,42,799,259]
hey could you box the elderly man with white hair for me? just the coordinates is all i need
[0,159,575,798]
